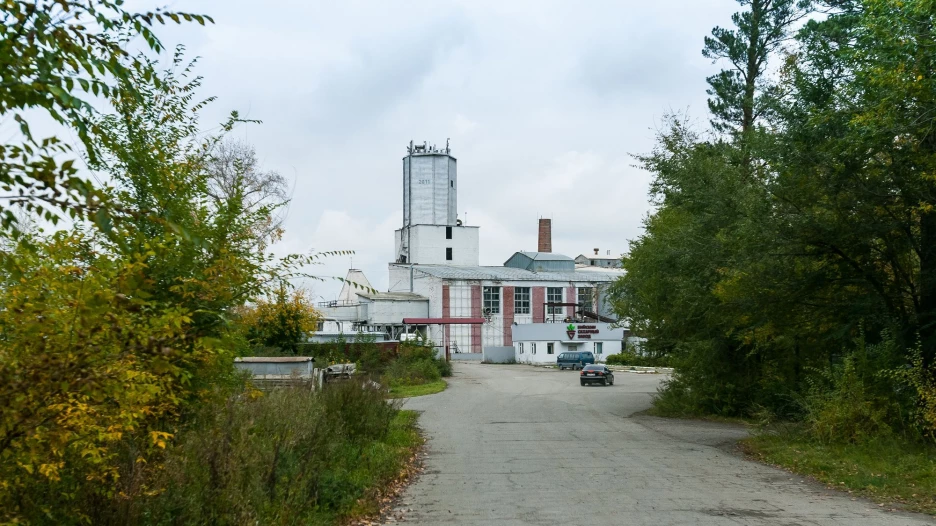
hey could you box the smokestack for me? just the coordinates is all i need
[538,218,552,253]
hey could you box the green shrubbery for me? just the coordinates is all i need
[138,382,418,525]
[382,342,452,388]
[605,351,672,368]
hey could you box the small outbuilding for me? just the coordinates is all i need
[512,322,626,365]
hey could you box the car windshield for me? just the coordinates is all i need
[582,365,603,371]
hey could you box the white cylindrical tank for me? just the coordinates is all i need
[403,141,457,227]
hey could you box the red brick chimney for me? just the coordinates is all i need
[538,218,552,253]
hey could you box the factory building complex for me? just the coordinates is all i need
[317,140,629,362]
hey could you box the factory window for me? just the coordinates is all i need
[518,343,524,354]
[446,226,452,239]
[547,287,563,314]
[514,287,530,314]
[547,342,554,355]
[578,288,594,314]
[532,343,537,355]
[595,342,603,355]
[483,286,501,314]
[450,180,454,188]
[446,247,452,260]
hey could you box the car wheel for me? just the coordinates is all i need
[580,380,585,386]
[602,379,607,386]
[609,377,614,386]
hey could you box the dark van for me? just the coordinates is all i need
[556,351,595,370]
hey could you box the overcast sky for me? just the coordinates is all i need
[147,0,738,300]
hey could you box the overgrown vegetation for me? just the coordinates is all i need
[142,383,419,525]
[605,351,672,368]
[0,4,413,523]
[611,0,936,503]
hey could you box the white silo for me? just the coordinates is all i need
[403,139,457,227]
[395,139,479,266]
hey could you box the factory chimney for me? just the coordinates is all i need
[538,218,552,253]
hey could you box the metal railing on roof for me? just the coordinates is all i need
[317,300,360,308]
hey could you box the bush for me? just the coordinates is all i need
[606,351,671,367]
[382,341,451,387]
[140,381,409,525]
[384,358,442,387]
[800,355,896,444]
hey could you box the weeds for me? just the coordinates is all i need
[137,382,416,525]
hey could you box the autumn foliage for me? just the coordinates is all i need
[0,3,366,523]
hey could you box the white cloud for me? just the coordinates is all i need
[121,0,740,297]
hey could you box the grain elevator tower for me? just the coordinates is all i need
[395,140,479,266]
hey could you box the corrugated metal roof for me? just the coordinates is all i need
[517,251,573,262]
[396,264,621,283]
[358,292,428,301]
[504,251,577,272]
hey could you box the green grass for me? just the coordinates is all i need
[344,409,424,520]
[743,432,936,514]
[387,379,447,399]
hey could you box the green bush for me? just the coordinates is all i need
[606,351,671,367]
[800,356,896,444]
[384,358,441,387]
[139,382,411,525]
[381,341,451,387]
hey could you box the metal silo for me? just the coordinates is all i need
[403,139,457,227]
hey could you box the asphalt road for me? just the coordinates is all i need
[393,362,934,526]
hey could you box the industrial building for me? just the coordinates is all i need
[317,140,626,356]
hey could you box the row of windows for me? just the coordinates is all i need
[518,342,604,354]
[481,286,594,315]
[518,342,556,354]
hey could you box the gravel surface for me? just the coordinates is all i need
[391,362,934,525]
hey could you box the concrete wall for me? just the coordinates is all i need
[395,225,479,266]
[483,346,516,363]
[515,339,623,365]
[364,298,428,323]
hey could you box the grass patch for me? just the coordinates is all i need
[743,432,936,514]
[388,379,447,399]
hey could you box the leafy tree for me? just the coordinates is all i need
[238,287,320,355]
[0,1,210,232]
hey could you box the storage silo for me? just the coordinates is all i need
[403,140,456,227]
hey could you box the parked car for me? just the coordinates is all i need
[580,364,614,386]
[557,351,595,370]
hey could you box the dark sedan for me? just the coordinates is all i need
[580,364,614,386]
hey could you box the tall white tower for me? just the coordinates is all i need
[402,139,457,227]
[395,140,479,266]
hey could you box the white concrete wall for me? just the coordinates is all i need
[364,299,428,324]
[395,225,479,266]
[514,339,623,364]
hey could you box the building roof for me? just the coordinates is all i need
[337,269,375,302]
[576,254,621,260]
[504,251,577,272]
[396,264,621,283]
[515,251,574,262]
[358,291,428,302]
